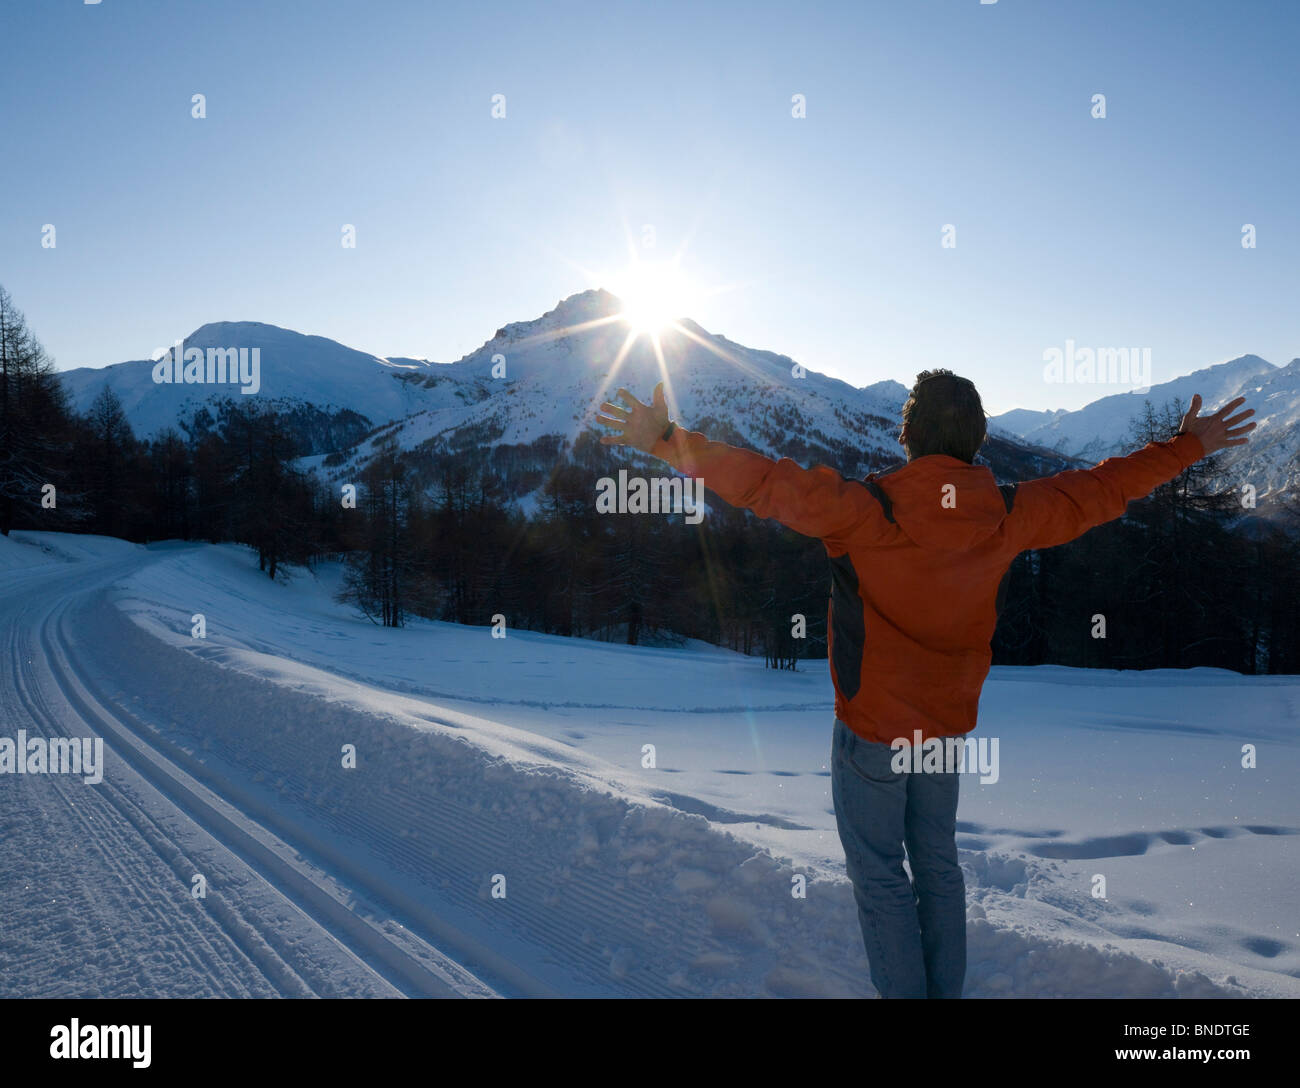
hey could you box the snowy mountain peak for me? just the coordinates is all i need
[184,320,295,346]
[990,351,1299,500]
[862,379,909,403]
[1205,353,1275,380]
[492,288,624,342]
[178,320,387,368]
[58,321,431,442]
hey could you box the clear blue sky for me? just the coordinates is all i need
[2,0,1297,413]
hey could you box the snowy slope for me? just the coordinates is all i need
[993,354,1300,498]
[67,536,1297,998]
[326,289,923,484]
[989,407,1068,441]
[0,530,141,572]
[1,533,499,997]
[57,321,476,439]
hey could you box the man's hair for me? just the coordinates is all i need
[900,369,987,462]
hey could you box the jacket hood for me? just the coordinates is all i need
[868,456,1008,550]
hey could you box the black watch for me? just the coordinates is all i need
[661,421,677,442]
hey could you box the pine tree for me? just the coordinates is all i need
[0,285,73,535]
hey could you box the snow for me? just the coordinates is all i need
[0,530,142,571]
[5,533,1284,997]
[4,531,1296,996]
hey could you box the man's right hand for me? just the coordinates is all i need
[1178,394,1256,456]
[596,383,671,454]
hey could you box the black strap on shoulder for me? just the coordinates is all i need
[863,479,895,523]
[998,483,1018,513]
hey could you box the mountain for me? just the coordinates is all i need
[58,321,484,450]
[67,291,1296,511]
[991,355,1274,457]
[345,288,906,457]
[991,354,1300,500]
[988,407,1068,439]
[60,291,1060,486]
[310,288,1069,490]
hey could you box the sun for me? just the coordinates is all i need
[612,260,697,336]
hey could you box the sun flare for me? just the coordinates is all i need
[612,261,697,336]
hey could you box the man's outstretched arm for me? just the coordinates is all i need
[1009,394,1256,551]
[596,383,891,548]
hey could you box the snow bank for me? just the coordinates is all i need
[92,540,1300,997]
[0,530,140,571]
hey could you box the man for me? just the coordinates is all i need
[596,371,1254,998]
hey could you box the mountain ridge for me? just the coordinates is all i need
[54,294,1299,505]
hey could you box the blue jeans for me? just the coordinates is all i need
[831,718,966,998]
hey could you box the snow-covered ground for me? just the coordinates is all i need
[2,531,1297,997]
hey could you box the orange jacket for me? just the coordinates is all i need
[650,426,1206,744]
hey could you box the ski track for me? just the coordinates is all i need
[2,543,1286,997]
[2,556,491,998]
[3,559,291,997]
